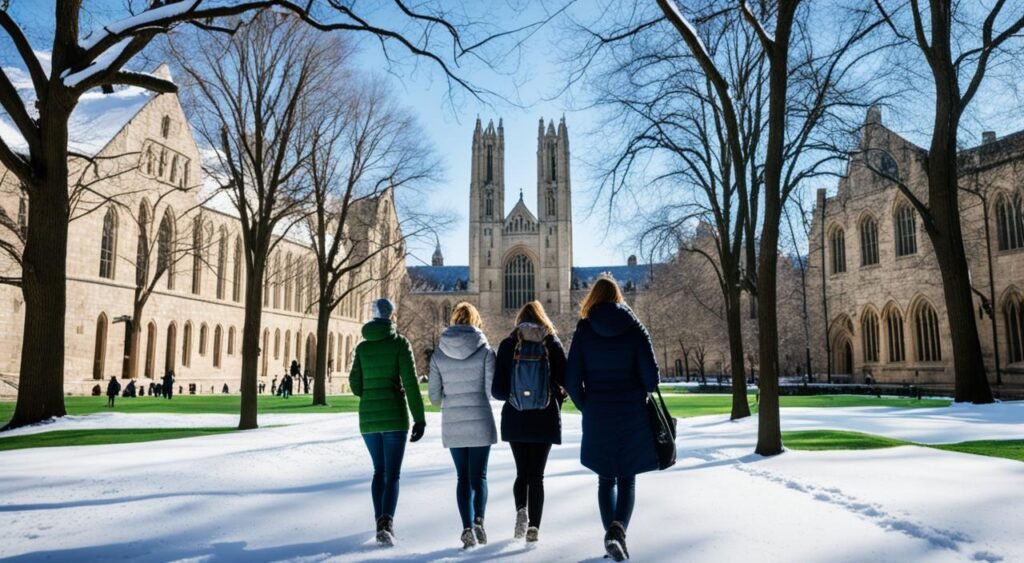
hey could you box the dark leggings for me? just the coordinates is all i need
[450,446,491,529]
[362,431,408,520]
[509,442,552,528]
[598,475,636,530]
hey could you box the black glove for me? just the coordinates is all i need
[410,421,425,443]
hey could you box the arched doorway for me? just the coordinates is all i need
[144,322,157,379]
[833,339,853,375]
[93,313,108,380]
[305,334,317,377]
[165,322,177,375]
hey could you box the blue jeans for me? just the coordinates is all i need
[598,475,636,530]
[450,446,491,528]
[363,431,408,520]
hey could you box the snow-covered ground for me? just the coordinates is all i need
[1,402,1022,562]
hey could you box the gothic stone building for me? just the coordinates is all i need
[809,106,1024,388]
[405,118,650,366]
[0,66,403,397]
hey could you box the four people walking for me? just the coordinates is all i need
[354,279,661,559]
[428,302,497,549]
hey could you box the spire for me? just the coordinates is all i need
[519,187,524,201]
[547,119,556,136]
[431,238,444,267]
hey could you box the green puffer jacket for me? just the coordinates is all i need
[350,319,426,434]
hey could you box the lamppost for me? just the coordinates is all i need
[111,315,132,380]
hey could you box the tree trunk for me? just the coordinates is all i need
[755,202,783,455]
[725,283,751,420]
[238,262,267,430]
[926,80,994,404]
[127,299,144,379]
[312,299,331,406]
[5,118,71,430]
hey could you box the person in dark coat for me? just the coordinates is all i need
[271,377,277,396]
[106,376,121,407]
[565,277,659,562]
[492,301,566,544]
[290,360,301,380]
[162,370,175,400]
[282,374,293,398]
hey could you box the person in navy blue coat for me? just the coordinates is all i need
[565,277,659,562]
[492,301,567,543]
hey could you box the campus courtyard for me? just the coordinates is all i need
[0,393,1021,562]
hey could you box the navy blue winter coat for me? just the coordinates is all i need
[565,302,660,478]
[492,323,567,445]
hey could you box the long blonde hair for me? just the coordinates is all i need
[579,277,625,319]
[450,301,483,328]
[515,301,556,334]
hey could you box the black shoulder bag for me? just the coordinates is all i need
[647,387,677,470]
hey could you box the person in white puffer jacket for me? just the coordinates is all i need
[428,302,497,550]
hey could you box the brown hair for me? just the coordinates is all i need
[579,277,625,319]
[515,301,557,335]
[450,302,483,328]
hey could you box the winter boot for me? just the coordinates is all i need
[526,526,539,543]
[461,527,477,550]
[514,508,529,539]
[375,516,394,547]
[473,516,488,545]
[604,521,628,561]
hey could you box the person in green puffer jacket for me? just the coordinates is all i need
[350,298,426,548]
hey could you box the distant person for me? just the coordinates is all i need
[491,301,567,544]
[303,371,310,395]
[428,302,497,550]
[290,360,301,380]
[271,377,278,396]
[162,370,175,400]
[123,379,136,398]
[222,383,230,394]
[282,374,293,398]
[106,376,121,408]
[350,298,426,547]
[565,278,660,562]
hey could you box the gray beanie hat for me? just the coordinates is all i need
[372,298,395,320]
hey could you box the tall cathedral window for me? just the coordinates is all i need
[216,229,227,300]
[549,144,556,181]
[486,145,493,183]
[830,228,846,274]
[861,309,879,363]
[99,207,117,279]
[158,211,174,289]
[136,202,150,287]
[914,301,941,362]
[885,306,906,362]
[546,189,556,216]
[860,216,879,266]
[485,190,493,218]
[1005,294,1024,364]
[895,203,917,257]
[996,192,1024,251]
[503,254,535,311]
[191,217,203,295]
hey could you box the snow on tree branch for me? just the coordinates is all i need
[61,38,133,88]
[742,2,775,54]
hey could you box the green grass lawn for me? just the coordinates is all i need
[0,427,237,452]
[783,430,1024,462]
[0,392,946,423]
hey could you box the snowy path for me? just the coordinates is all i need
[0,402,1022,562]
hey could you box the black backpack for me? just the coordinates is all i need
[509,336,552,411]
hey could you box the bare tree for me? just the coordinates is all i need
[0,0,553,429]
[869,0,1024,403]
[302,75,441,405]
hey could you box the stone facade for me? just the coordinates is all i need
[0,78,402,397]
[808,107,1024,387]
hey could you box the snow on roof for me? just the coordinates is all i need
[0,70,154,156]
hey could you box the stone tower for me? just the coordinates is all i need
[468,117,505,311]
[431,239,444,267]
[536,117,573,314]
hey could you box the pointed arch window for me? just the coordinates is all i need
[895,204,917,257]
[99,207,117,279]
[169,154,179,184]
[485,190,494,218]
[1005,294,1024,364]
[885,307,906,362]
[548,143,557,181]
[191,217,203,295]
[862,309,879,363]
[158,149,167,178]
[830,228,846,274]
[136,203,150,287]
[272,254,281,309]
[93,313,108,380]
[284,253,293,311]
[182,321,192,367]
[914,302,942,362]
[199,323,209,356]
[161,115,171,138]
[216,230,228,300]
[486,144,494,183]
[996,192,1024,251]
[228,326,236,356]
[157,212,174,289]
[546,189,556,216]
[860,216,879,266]
[213,325,223,368]
[504,254,535,311]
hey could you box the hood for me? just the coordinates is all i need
[515,322,550,343]
[586,302,641,337]
[438,324,488,360]
[361,319,397,341]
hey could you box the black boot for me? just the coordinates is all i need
[604,521,628,561]
[375,515,394,547]
[473,515,488,545]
